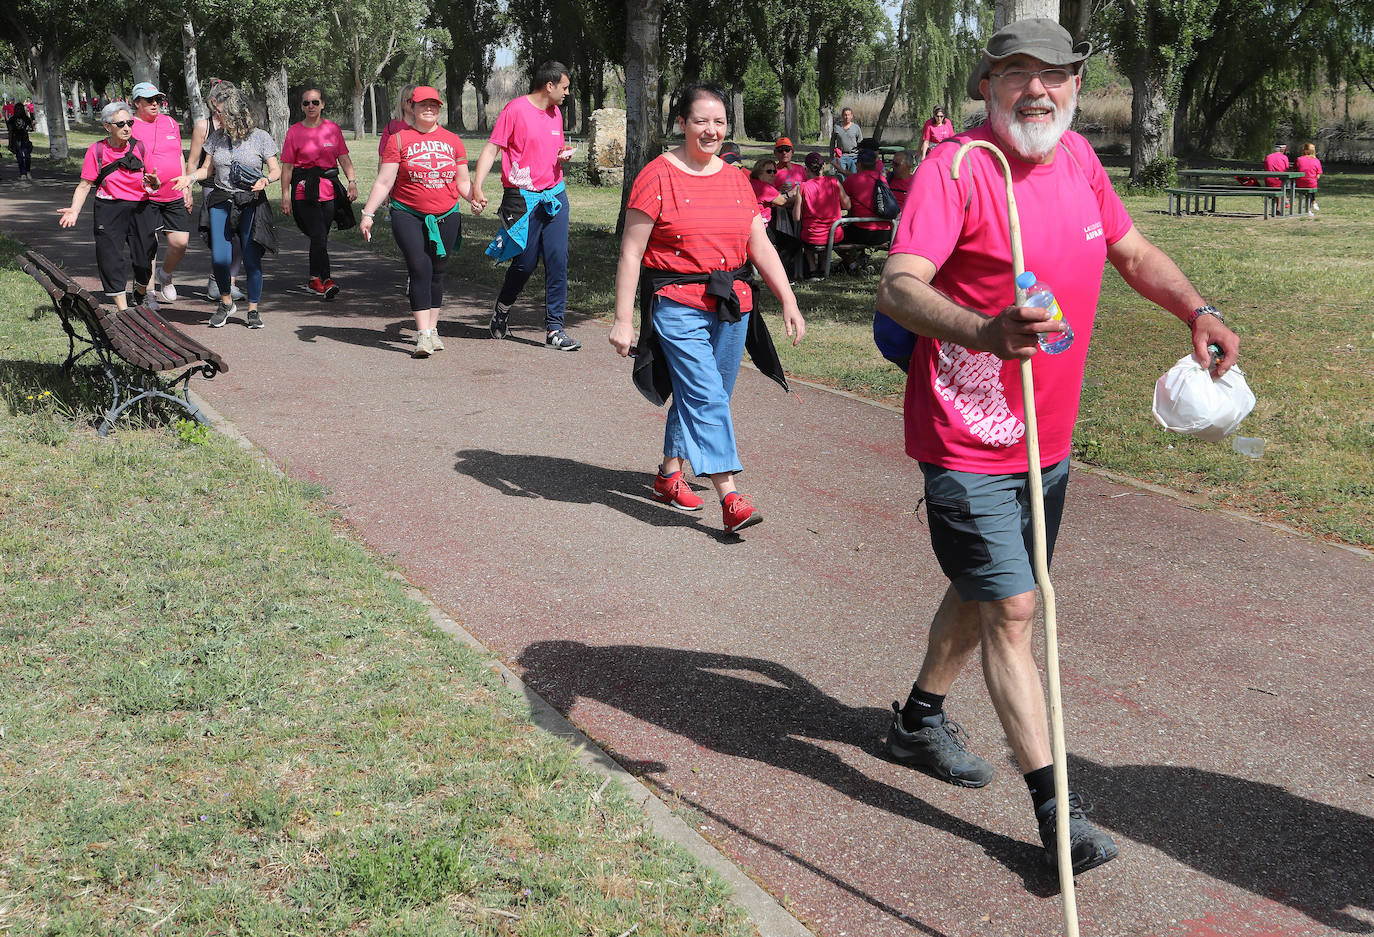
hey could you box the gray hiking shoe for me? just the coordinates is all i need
[885,702,994,788]
[209,302,235,328]
[489,301,511,339]
[1036,792,1119,875]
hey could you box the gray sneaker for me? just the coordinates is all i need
[245,308,263,329]
[545,328,581,351]
[884,703,994,788]
[489,301,511,339]
[209,302,234,328]
[1035,792,1119,875]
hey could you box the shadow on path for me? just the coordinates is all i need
[516,641,1054,916]
[453,449,738,541]
[1069,755,1374,932]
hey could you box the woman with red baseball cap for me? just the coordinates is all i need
[359,86,477,358]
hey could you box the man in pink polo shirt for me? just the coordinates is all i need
[470,61,580,351]
[129,82,193,306]
[875,18,1238,877]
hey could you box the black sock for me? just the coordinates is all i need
[900,683,945,731]
[1025,765,1056,812]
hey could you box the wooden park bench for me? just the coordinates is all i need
[1166,186,1284,218]
[19,249,227,437]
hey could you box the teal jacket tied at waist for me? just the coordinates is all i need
[485,180,566,262]
[389,199,462,257]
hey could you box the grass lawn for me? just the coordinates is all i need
[0,224,758,933]
[20,127,1374,549]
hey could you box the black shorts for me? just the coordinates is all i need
[147,197,191,234]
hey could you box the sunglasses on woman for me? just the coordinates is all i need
[108,120,133,128]
[302,99,321,106]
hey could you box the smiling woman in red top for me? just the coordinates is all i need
[610,83,805,534]
[359,86,475,358]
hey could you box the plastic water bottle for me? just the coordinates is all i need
[1016,270,1074,355]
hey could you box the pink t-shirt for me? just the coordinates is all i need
[750,177,780,222]
[799,175,844,245]
[889,172,913,209]
[282,119,349,201]
[1262,150,1289,187]
[490,96,564,191]
[1295,154,1321,188]
[130,113,184,201]
[775,162,808,189]
[842,168,891,231]
[922,119,955,147]
[81,139,148,202]
[889,124,1133,473]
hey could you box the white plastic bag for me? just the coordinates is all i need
[1152,354,1255,442]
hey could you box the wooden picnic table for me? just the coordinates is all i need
[1173,168,1308,217]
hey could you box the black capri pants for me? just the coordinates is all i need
[92,198,156,299]
[292,197,335,280]
[389,207,461,312]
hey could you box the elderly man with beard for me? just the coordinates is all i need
[874,19,1238,875]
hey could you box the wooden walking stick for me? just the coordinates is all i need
[950,139,1080,937]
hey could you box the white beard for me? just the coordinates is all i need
[990,87,1077,162]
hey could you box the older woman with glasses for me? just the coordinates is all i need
[748,158,790,225]
[173,83,281,330]
[281,89,357,299]
[359,86,476,358]
[57,101,158,311]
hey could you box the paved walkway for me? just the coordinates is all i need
[5,175,1372,937]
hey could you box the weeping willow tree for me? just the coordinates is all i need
[873,0,991,143]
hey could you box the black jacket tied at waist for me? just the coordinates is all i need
[631,263,789,407]
[291,166,357,230]
[198,187,278,255]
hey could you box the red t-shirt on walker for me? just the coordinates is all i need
[382,127,466,214]
[627,154,758,314]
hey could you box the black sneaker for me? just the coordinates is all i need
[489,301,511,339]
[1035,792,1119,875]
[245,308,263,329]
[209,302,235,328]
[545,328,581,351]
[884,703,994,788]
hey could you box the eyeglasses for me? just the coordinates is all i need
[775,146,792,152]
[302,99,322,106]
[108,120,133,128]
[989,67,1074,89]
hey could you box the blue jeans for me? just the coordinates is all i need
[15,141,32,175]
[497,188,569,330]
[654,297,749,477]
[208,201,265,303]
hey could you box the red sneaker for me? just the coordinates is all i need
[322,278,340,300]
[722,492,762,532]
[308,276,327,297]
[652,470,703,511]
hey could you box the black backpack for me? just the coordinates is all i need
[872,175,900,219]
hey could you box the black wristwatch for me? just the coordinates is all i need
[1187,304,1223,327]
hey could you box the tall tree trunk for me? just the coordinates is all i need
[182,16,207,125]
[781,79,800,142]
[621,0,664,237]
[731,84,746,140]
[111,28,163,85]
[367,83,377,135]
[351,71,365,140]
[1060,0,1093,42]
[819,104,833,144]
[874,0,910,145]
[1129,65,1170,180]
[445,56,467,130]
[994,0,1057,29]
[34,48,68,158]
[475,78,489,132]
[266,65,289,143]
[564,92,577,133]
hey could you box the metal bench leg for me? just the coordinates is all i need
[97,370,211,437]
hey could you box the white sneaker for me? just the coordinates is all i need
[157,270,178,302]
[230,284,245,301]
[204,277,218,302]
[412,332,434,358]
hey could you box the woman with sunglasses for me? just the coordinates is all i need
[920,105,954,161]
[359,86,476,358]
[57,101,158,311]
[748,158,790,227]
[281,89,357,300]
[173,83,281,330]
